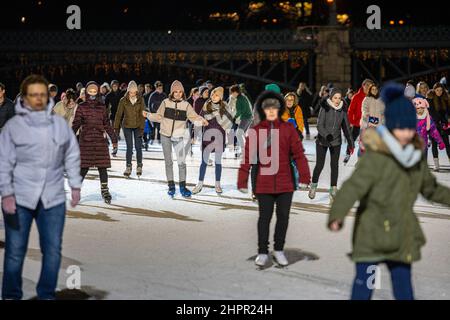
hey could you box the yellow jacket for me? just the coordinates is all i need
[282,105,304,133]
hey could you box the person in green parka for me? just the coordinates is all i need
[328,83,450,300]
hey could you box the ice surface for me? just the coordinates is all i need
[0,126,449,300]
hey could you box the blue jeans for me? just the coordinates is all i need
[351,261,414,300]
[199,148,223,182]
[123,127,143,166]
[2,201,66,300]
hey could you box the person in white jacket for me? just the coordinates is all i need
[0,74,82,300]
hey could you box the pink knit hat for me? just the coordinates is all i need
[170,80,184,94]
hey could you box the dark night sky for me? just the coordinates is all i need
[0,0,448,31]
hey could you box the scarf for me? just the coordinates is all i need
[416,109,431,131]
[377,126,422,168]
[203,101,234,130]
[326,99,344,111]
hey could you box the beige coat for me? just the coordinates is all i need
[147,98,204,138]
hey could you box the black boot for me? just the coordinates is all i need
[101,183,112,204]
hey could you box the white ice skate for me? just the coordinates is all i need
[255,254,269,267]
[273,251,289,267]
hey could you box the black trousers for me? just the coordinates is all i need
[346,126,360,155]
[80,167,108,184]
[432,131,450,158]
[312,144,341,187]
[304,116,310,135]
[151,122,161,142]
[256,192,294,254]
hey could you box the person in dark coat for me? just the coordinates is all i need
[147,80,167,144]
[104,80,124,126]
[72,81,118,203]
[309,88,354,202]
[237,90,311,268]
[0,82,15,133]
[296,82,313,139]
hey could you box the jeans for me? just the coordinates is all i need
[256,193,293,254]
[351,261,414,300]
[151,122,161,142]
[199,149,223,182]
[2,201,66,300]
[312,144,341,186]
[123,127,143,166]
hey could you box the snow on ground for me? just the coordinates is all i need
[0,125,449,299]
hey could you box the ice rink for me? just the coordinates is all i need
[1,126,449,300]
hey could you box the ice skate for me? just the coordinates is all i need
[273,251,289,267]
[179,182,192,198]
[308,183,318,199]
[215,181,223,194]
[434,158,440,172]
[192,182,203,195]
[123,165,132,178]
[255,254,269,267]
[136,164,143,179]
[329,186,338,204]
[343,154,351,165]
[101,183,112,204]
[167,181,176,198]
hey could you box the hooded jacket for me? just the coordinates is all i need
[328,127,450,264]
[114,82,146,132]
[72,82,117,168]
[238,90,311,194]
[146,81,205,138]
[316,98,354,148]
[0,98,82,210]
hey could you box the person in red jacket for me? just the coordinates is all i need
[344,79,374,164]
[237,90,311,268]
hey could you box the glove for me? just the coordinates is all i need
[2,195,16,215]
[238,188,248,194]
[349,147,355,155]
[299,183,309,191]
[71,188,80,208]
[439,142,445,150]
[326,134,334,142]
[328,220,343,232]
[443,122,450,131]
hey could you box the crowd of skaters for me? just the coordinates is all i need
[0,73,450,300]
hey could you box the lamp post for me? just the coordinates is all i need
[327,0,337,26]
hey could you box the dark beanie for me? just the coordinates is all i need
[381,82,417,130]
[329,88,342,99]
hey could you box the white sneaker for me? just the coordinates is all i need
[273,251,289,267]
[255,254,269,267]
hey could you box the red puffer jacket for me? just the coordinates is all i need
[237,90,311,194]
[347,87,366,127]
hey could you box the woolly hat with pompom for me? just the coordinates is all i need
[382,82,417,130]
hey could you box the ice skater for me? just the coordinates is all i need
[328,83,450,300]
[143,80,208,198]
[72,81,118,204]
[238,90,311,268]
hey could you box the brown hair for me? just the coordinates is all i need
[204,99,228,116]
[432,82,450,111]
[366,84,380,99]
[20,74,49,97]
[229,84,241,94]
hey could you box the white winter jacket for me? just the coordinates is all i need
[0,99,82,210]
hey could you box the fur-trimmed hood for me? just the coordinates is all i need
[254,90,286,121]
[362,126,424,168]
